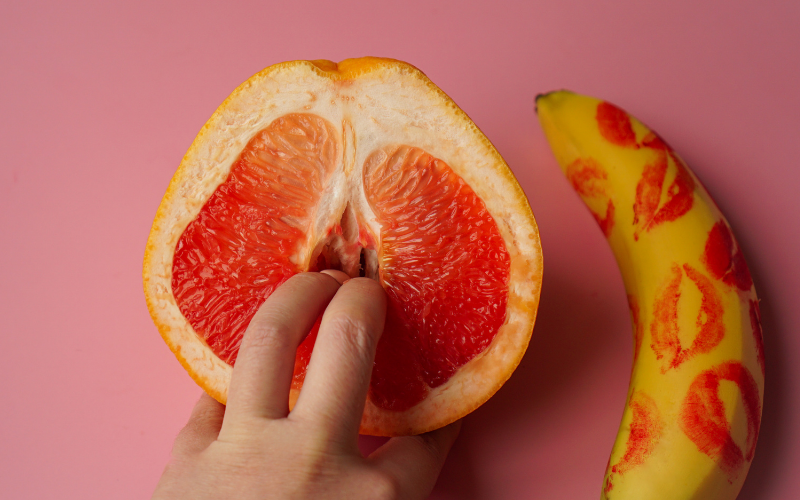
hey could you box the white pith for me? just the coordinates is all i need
[143,60,543,436]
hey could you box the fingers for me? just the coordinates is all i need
[173,393,225,456]
[223,272,342,426]
[319,269,350,285]
[369,420,462,499]
[292,277,387,444]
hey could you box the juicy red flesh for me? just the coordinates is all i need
[172,114,337,364]
[172,114,511,412]
[364,147,510,410]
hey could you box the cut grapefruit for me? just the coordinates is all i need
[143,57,542,436]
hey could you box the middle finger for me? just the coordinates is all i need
[291,277,387,445]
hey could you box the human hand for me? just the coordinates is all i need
[153,271,461,500]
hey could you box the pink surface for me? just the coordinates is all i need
[2,1,798,498]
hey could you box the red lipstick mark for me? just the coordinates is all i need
[628,294,644,365]
[632,150,695,240]
[680,361,761,483]
[597,101,638,148]
[603,455,613,494]
[641,132,670,152]
[651,264,725,372]
[604,391,664,494]
[702,221,753,291]
[566,158,615,237]
[749,300,765,377]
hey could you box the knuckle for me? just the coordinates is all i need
[325,315,376,359]
[300,450,328,478]
[289,448,344,493]
[244,322,292,352]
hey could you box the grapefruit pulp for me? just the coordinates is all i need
[144,58,543,436]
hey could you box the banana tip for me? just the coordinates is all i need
[533,92,550,114]
[534,89,576,114]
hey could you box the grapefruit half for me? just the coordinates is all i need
[143,57,542,436]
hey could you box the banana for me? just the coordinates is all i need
[536,91,764,500]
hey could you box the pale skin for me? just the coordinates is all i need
[153,271,461,500]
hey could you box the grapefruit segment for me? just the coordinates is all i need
[172,113,339,365]
[365,146,510,411]
[144,58,542,435]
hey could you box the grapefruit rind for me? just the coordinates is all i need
[143,58,542,436]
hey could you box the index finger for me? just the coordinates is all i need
[222,272,344,427]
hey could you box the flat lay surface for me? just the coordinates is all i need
[1,1,798,498]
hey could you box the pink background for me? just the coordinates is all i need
[2,1,798,498]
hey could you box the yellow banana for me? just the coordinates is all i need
[536,91,764,500]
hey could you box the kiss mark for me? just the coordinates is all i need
[597,101,639,148]
[632,148,695,240]
[566,158,615,237]
[604,391,664,494]
[628,294,644,365]
[603,455,614,494]
[651,264,725,372]
[702,221,753,291]
[749,300,765,377]
[641,131,675,152]
[680,361,761,483]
